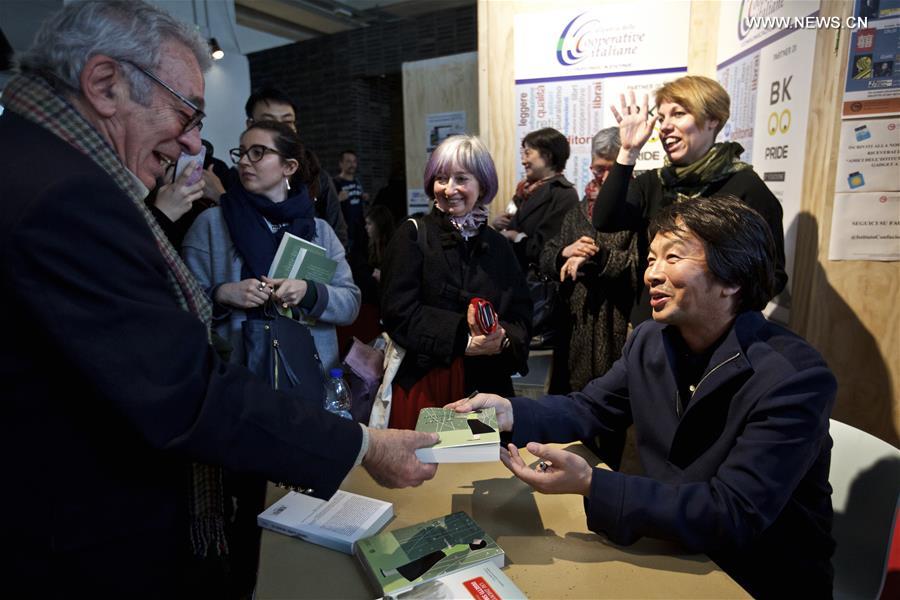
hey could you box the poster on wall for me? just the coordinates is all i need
[513,2,690,194]
[834,117,900,193]
[717,0,820,319]
[425,111,466,155]
[828,192,900,260]
[842,0,900,118]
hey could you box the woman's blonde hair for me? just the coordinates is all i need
[655,75,730,136]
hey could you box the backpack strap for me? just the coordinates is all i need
[407,217,427,254]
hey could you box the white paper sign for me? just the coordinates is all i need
[828,192,900,261]
[513,3,689,192]
[835,117,900,193]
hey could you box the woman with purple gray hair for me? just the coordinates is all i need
[380,135,532,429]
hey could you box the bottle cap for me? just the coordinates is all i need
[329,368,343,378]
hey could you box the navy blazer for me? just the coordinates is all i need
[510,311,836,598]
[0,111,362,595]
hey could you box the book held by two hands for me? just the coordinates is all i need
[257,490,393,554]
[268,231,337,284]
[414,407,501,463]
[355,511,513,598]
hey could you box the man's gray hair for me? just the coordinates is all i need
[16,0,211,105]
[591,127,621,160]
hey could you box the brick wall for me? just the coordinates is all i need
[247,5,476,202]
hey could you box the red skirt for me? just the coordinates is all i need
[388,357,465,430]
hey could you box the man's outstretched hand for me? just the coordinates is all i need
[363,428,439,488]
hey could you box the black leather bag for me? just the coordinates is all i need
[526,266,559,349]
[242,301,326,400]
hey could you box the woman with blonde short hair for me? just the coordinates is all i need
[592,75,786,322]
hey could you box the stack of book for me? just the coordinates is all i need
[268,231,337,284]
[355,511,524,598]
[257,490,393,554]
[414,407,501,463]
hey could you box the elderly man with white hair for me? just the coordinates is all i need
[0,2,437,596]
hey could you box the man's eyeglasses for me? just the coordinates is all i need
[121,60,205,135]
[229,145,283,164]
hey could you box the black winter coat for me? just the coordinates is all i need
[508,174,579,270]
[381,209,532,393]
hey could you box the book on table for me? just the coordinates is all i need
[257,490,393,554]
[268,231,337,284]
[389,561,527,600]
[414,407,500,463]
[354,511,505,598]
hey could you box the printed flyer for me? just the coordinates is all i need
[513,2,690,192]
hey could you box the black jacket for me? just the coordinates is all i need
[381,209,532,393]
[0,111,362,596]
[592,162,788,295]
[511,311,836,598]
[508,174,579,270]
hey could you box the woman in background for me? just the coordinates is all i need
[380,135,532,430]
[337,204,396,353]
[182,120,360,372]
[593,75,786,322]
[540,127,639,396]
[181,120,360,597]
[494,127,579,271]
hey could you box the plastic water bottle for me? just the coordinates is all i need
[324,368,353,420]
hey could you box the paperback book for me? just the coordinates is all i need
[355,511,504,597]
[389,562,527,600]
[268,231,337,284]
[414,407,500,463]
[257,490,393,554]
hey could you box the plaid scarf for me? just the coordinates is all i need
[2,73,227,557]
[657,142,752,205]
[514,172,559,203]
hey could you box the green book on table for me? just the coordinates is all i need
[414,407,500,463]
[268,231,337,284]
[354,511,505,598]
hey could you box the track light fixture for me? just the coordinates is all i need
[209,37,224,60]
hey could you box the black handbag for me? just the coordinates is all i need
[242,301,326,401]
[526,266,559,349]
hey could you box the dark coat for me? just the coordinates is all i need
[510,311,836,598]
[380,209,532,394]
[0,111,362,596]
[539,201,640,393]
[592,162,788,297]
[508,174,579,270]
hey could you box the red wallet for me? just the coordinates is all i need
[470,297,497,335]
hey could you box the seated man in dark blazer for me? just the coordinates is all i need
[0,1,436,596]
[451,194,836,598]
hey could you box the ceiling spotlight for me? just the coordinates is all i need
[209,37,224,61]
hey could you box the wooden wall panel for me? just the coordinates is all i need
[479,0,899,445]
[792,0,900,446]
[402,52,479,209]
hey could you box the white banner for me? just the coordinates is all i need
[828,192,900,260]
[717,3,820,317]
[835,117,900,193]
[513,3,690,193]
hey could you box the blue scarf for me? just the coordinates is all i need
[220,182,317,281]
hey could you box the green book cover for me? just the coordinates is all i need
[268,232,336,284]
[354,511,504,597]
[414,408,500,463]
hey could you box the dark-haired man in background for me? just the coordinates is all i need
[452,195,836,598]
[334,149,370,253]
[244,86,349,248]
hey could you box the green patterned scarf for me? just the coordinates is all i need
[2,73,227,557]
[657,141,751,204]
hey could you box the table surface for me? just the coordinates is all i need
[255,445,749,599]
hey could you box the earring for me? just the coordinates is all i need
[283,176,291,194]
